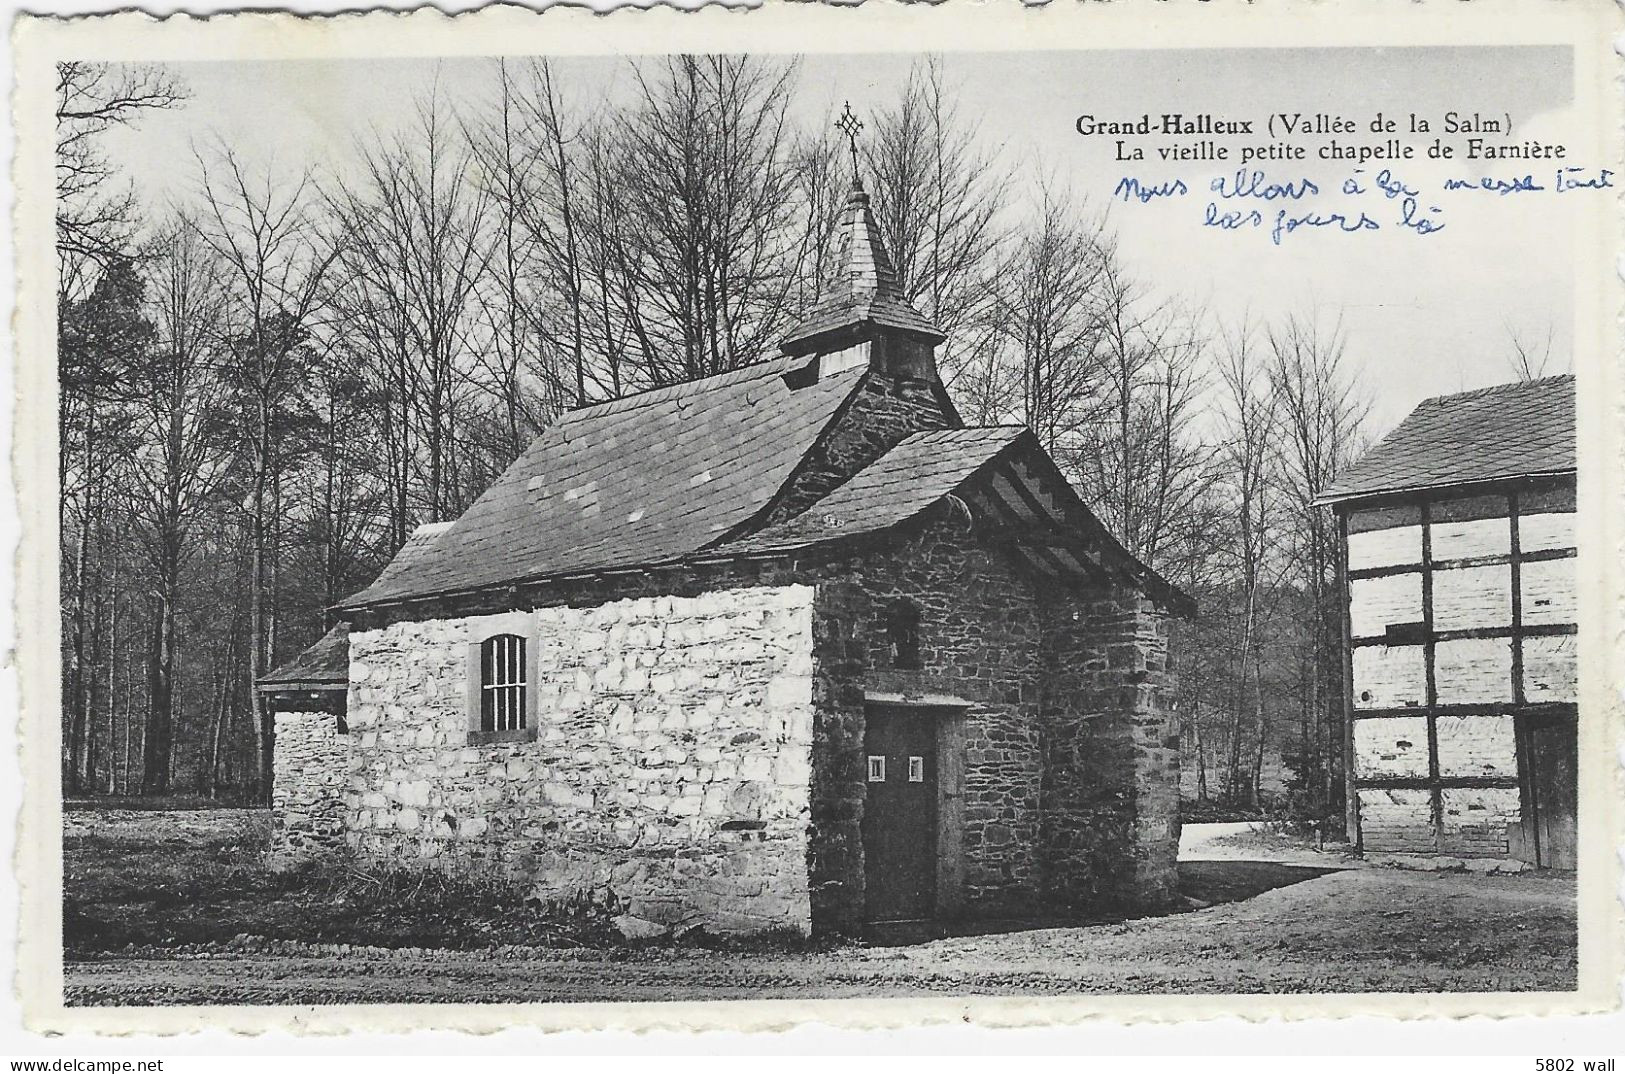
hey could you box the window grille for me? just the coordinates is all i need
[479,633,527,732]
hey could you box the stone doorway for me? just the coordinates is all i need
[861,705,939,925]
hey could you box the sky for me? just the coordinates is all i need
[100,46,1586,434]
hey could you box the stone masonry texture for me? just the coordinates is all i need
[1038,590,1179,909]
[271,711,349,859]
[345,586,817,936]
[807,514,1049,930]
[320,509,1182,937]
[802,513,1182,931]
[759,371,949,529]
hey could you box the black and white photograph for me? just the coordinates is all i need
[13,1,1620,1034]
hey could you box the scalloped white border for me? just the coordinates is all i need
[9,0,1623,1039]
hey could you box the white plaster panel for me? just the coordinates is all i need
[1519,558,1577,627]
[1349,573,1423,639]
[1348,525,1422,571]
[1430,517,1510,561]
[1430,564,1512,632]
[1433,637,1513,704]
[1353,716,1430,779]
[1523,635,1577,703]
[1518,512,1576,552]
[1434,713,1518,779]
[1358,787,1435,854]
[1352,645,1426,709]
[1439,787,1521,857]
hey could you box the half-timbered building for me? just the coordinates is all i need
[1321,376,1576,868]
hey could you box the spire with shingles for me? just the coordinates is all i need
[781,109,946,358]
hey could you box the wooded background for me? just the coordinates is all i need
[57,54,1444,824]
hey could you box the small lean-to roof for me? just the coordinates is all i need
[258,621,349,690]
[339,356,868,608]
[258,523,455,688]
[1319,375,1575,504]
[719,427,1027,553]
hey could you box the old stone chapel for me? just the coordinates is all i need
[260,176,1193,938]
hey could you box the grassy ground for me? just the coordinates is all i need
[64,808,622,953]
[63,807,1579,1004]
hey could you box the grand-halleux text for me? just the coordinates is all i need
[1077,111,1565,165]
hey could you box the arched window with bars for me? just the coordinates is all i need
[479,633,528,732]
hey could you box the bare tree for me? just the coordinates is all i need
[1269,314,1369,824]
[1214,320,1281,805]
[986,174,1112,451]
[55,62,186,294]
[58,256,151,792]
[127,219,232,793]
[786,119,848,318]
[465,59,576,451]
[324,151,418,551]
[1068,263,1211,573]
[1504,321,1564,382]
[865,58,1005,394]
[608,55,806,385]
[193,144,336,801]
[328,86,494,534]
[297,341,386,616]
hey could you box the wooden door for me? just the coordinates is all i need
[1529,721,1577,869]
[862,706,938,922]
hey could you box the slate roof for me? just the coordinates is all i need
[781,181,945,354]
[720,427,1028,554]
[1320,375,1575,503]
[367,521,453,593]
[259,621,349,689]
[338,356,868,608]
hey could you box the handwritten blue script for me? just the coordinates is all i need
[1112,166,1612,244]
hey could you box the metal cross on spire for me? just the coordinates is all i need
[836,101,863,183]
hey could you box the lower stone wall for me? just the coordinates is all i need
[806,516,1047,933]
[271,711,350,859]
[806,580,871,933]
[344,585,817,936]
[1039,589,1180,909]
[336,516,1184,934]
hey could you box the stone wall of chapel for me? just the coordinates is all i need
[343,586,817,935]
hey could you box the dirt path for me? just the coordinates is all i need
[66,868,1576,1005]
[1179,821,1365,868]
[1179,821,1262,857]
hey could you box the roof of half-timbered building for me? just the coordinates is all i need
[1320,374,1575,503]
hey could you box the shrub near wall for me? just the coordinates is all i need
[344,585,817,936]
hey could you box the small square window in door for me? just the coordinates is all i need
[908,756,924,782]
[867,756,886,782]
